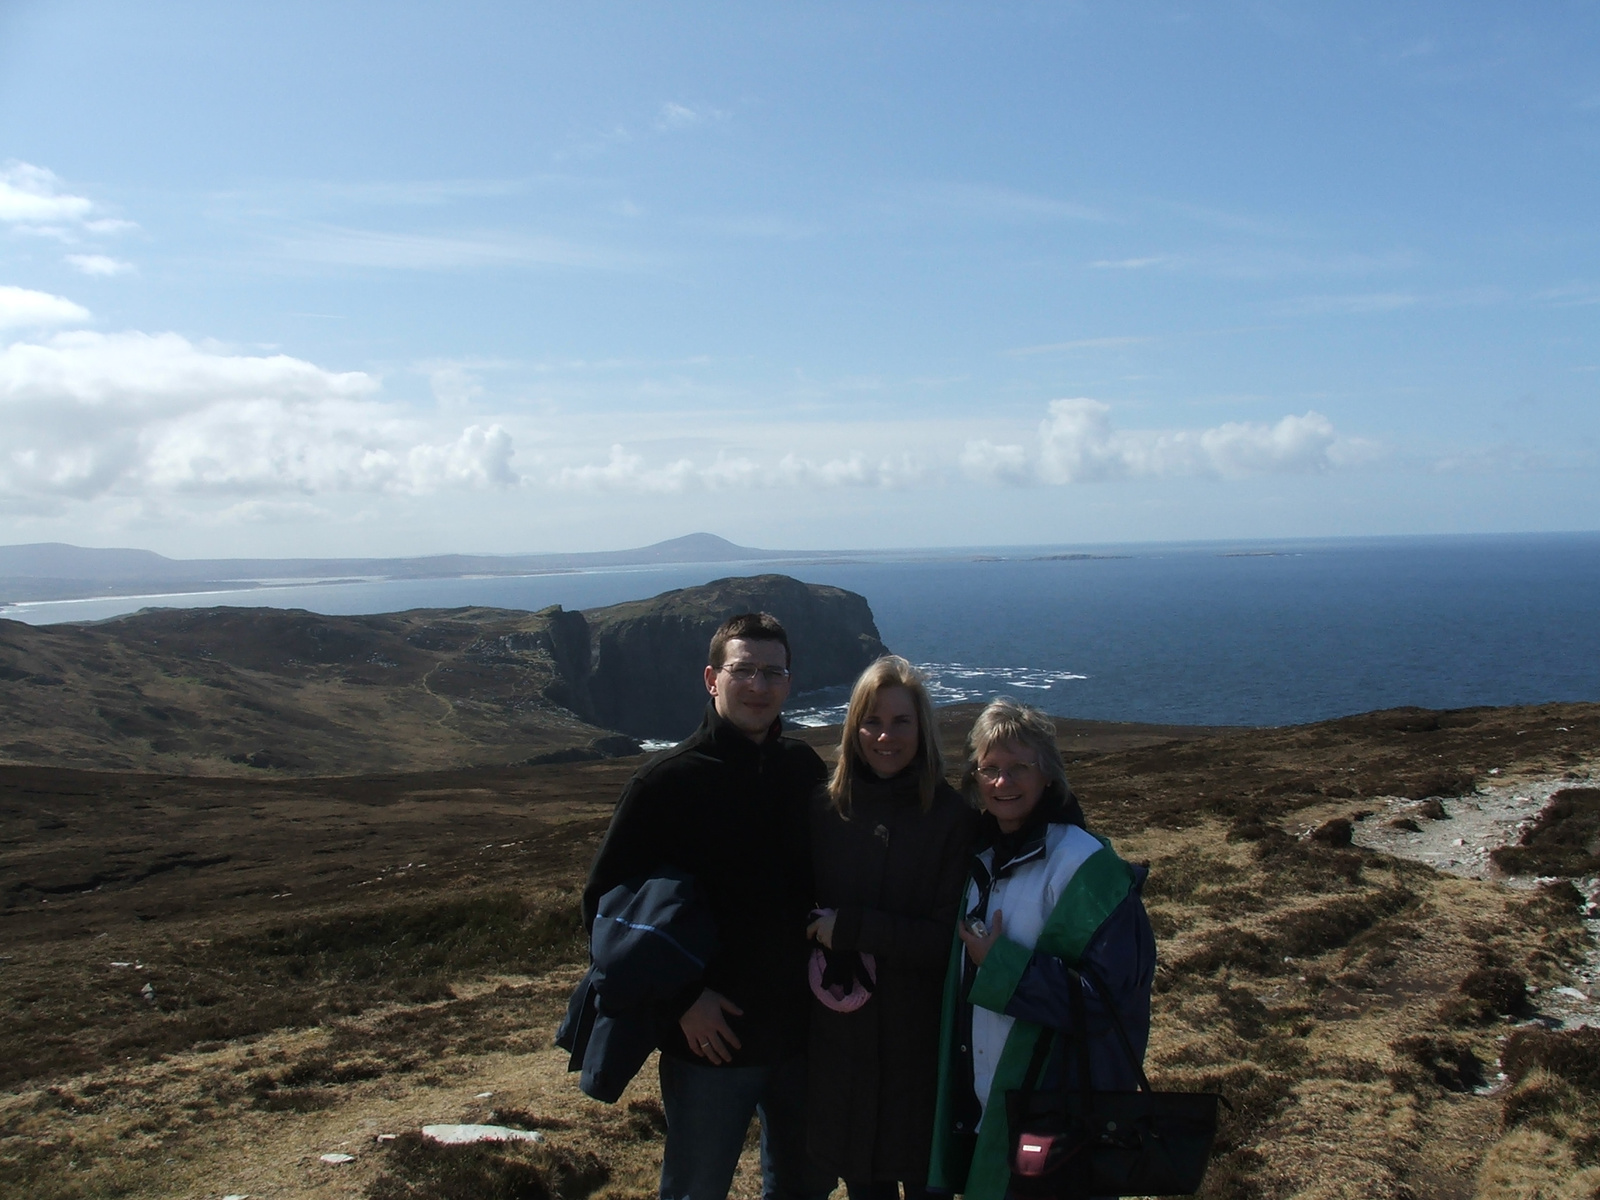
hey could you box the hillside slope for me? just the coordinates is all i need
[0,574,885,774]
[1,701,1596,1200]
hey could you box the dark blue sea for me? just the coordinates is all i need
[8,533,1599,729]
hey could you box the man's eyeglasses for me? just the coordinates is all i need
[975,761,1039,784]
[720,663,791,685]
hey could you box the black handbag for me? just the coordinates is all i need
[1005,963,1227,1198]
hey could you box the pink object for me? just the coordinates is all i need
[808,947,877,1012]
[1015,1133,1059,1176]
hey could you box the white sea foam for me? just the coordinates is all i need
[786,661,1087,728]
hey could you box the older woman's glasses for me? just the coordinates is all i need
[975,761,1038,783]
[721,664,791,685]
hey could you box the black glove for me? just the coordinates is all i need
[820,948,874,995]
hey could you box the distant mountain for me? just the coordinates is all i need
[0,533,811,603]
[0,573,886,774]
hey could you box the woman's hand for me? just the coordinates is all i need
[806,908,838,949]
[958,908,1003,966]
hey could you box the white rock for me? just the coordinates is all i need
[223,1195,250,1200]
[319,1153,355,1164]
[1556,986,1589,1000]
[140,983,156,1003]
[421,1124,544,1145]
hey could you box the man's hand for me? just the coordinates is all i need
[805,908,837,949]
[958,908,1003,967]
[680,988,745,1065]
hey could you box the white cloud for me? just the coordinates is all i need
[546,445,929,493]
[0,163,94,224]
[281,226,640,271]
[1089,256,1171,270]
[550,445,698,492]
[656,101,728,130]
[426,363,485,408]
[211,498,332,524]
[768,453,928,490]
[66,254,134,277]
[0,163,136,250]
[964,398,1363,485]
[404,424,518,489]
[1090,248,1414,280]
[960,439,1033,485]
[0,331,520,508]
[0,285,91,329]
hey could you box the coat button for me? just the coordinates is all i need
[959,1045,968,1053]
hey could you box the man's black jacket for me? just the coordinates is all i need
[582,704,825,1066]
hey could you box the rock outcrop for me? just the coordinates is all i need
[0,574,887,772]
[577,574,888,739]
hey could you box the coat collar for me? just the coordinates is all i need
[700,701,784,760]
[849,756,922,802]
[985,822,1050,879]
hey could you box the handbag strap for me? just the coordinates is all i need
[1067,961,1153,1094]
[1067,959,1095,1101]
[1014,959,1136,1105]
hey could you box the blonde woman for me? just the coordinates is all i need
[805,656,976,1200]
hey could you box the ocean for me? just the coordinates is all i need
[6,533,1598,729]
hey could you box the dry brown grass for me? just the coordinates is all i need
[3,701,1599,1199]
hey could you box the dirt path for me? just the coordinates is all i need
[1350,764,1600,1032]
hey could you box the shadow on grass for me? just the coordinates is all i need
[366,1132,609,1200]
[1,890,584,1089]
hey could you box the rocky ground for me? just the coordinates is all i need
[3,701,1599,1200]
[1352,773,1600,1034]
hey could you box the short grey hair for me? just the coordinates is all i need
[961,696,1069,807]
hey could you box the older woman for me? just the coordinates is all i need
[806,656,976,1200]
[928,698,1156,1200]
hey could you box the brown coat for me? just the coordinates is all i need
[807,769,977,1184]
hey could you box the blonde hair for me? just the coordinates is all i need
[961,696,1069,807]
[828,656,943,816]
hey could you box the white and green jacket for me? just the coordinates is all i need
[928,822,1155,1200]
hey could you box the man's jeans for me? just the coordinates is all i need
[658,1052,836,1200]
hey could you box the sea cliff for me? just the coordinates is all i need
[0,573,887,774]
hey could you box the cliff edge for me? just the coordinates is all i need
[0,574,886,774]
[579,573,888,738]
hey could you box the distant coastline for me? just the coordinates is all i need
[7,529,1594,620]
[4,532,1597,733]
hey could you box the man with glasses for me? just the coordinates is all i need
[583,612,833,1200]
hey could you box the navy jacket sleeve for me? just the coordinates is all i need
[1002,888,1157,1090]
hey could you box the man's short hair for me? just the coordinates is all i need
[708,611,791,669]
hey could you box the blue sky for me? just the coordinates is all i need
[0,2,1596,557]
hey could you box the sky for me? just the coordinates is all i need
[0,1,1597,558]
